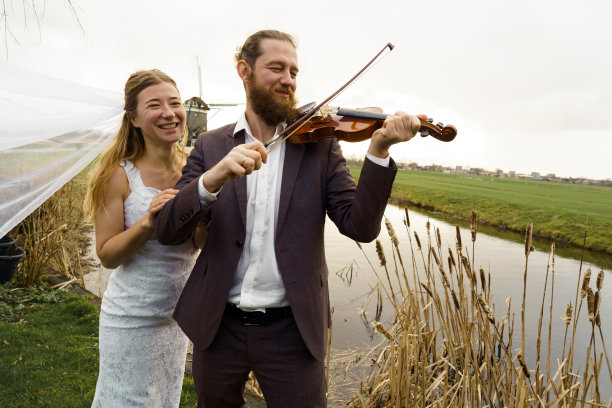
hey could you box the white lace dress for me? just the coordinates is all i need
[92,161,198,408]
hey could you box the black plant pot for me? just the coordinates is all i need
[0,236,24,284]
[0,235,16,256]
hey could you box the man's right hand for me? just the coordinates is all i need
[202,141,268,193]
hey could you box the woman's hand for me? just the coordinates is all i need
[146,188,179,226]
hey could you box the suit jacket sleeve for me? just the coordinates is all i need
[325,139,397,243]
[154,136,209,246]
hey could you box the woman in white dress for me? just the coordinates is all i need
[84,69,208,407]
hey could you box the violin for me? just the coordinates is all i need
[264,43,457,150]
[286,105,457,144]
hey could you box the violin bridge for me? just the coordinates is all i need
[319,104,334,119]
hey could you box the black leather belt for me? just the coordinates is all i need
[224,303,292,326]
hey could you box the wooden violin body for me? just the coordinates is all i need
[287,106,457,144]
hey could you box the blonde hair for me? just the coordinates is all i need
[84,69,187,220]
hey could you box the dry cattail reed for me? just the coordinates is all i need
[375,240,386,267]
[477,294,495,324]
[455,225,462,251]
[524,222,533,257]
[562,303,573,326]
[596,270,604,291]
[451,290,460,310]
[479,268,486,293]
[413,231,422,250]
[586,287,596,323]
[385,218,399,248]
[355,241,362,250]
[430,247,440,266]
[404,208,410,228]
[581,269,592,299]
[471,209,477,242]
[448,248,456,269]
[436,227,442,249]
[373,321,393,342]
[517,353,531,378]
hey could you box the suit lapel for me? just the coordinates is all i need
[276,142,305,238]
[226,130,248,228]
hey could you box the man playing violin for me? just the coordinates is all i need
[155,29,423,407]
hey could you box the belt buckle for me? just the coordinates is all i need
[241,311,264,326]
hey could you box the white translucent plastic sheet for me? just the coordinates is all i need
[0,62,123,238]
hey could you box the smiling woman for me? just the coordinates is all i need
[83,69,208,408]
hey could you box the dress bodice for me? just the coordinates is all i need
[100,160,198,325]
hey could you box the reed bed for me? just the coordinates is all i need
[347,209,611,407]
[8,170,91,287]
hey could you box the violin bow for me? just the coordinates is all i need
[264,43,394,152]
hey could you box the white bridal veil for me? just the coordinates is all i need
[0,62,123,238]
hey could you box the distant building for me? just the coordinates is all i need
[508,171,516,178]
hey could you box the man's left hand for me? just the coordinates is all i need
[367,112,427,159]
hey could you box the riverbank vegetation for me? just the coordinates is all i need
[8,169,91,287]
[346,210,610,406]
[350,166,612,254]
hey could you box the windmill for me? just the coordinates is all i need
[184,57,240,146]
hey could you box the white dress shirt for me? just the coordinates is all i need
[198,113,390,310]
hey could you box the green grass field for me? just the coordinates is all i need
[350,166,612,253]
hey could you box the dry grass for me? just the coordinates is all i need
[8,170,91,287]
[346,208,611,407]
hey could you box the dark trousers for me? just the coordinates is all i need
[192,312,326,408]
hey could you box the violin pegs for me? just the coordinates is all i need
[436,122,444,129]
[427,118,434,123]
[420,129,430,137]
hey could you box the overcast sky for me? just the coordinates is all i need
[3,0,611,179]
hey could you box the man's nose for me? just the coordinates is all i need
[279,70,294,86]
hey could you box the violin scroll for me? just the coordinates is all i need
[419,118,457,142]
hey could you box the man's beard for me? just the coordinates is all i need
[247,79,299,127]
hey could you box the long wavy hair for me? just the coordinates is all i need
[84,69,187,220]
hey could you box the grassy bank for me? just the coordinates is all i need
[350,166,612,253]
[0,283,198,407]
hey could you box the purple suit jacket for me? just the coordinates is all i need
[154,123,397,361]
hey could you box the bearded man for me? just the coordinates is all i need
[155,29,423,407]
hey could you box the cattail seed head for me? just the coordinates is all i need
[594,290,600,317]
[385,218,399,248]
[404,208,410,228]
[477,294,495,324]
[562,303,573,326]
[414,231,422,250]
[524,223,533,257]
[373,321,393,342]
[479,268,486,292]
[355,241,362,250]
[451,290,460,310]
[456,225,462,251]
[375,240,386,267]
[471,210,477,242]
[586,287,596,323]
[596,270,604,291]
[436,227,442,250]
[426,220,430,232]
[430,247,440,266]
[596,313,601,327]
[517,353,530,378]
[581,269,592,299]
[420,282,434,298]
[448,248,456,268]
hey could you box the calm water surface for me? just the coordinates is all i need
[325,204,612,403]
